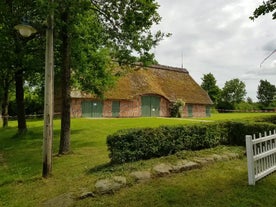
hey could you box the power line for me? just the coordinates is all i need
[260,49,276,68]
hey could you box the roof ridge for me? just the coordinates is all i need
[147,64,189,73]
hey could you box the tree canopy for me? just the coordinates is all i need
[250,0,276,20]
[201,73,221,105]
[257,79,276,107]
[221,78,246,104]
[53,0,167,154]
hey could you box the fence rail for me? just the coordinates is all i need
[246,131,276,185]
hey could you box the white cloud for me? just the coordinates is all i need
[154,0,276,101]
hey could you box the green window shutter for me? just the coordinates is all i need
[206,106,211,117]
[188,105,193,117]
[112,101,120,117]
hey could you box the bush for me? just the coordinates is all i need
[107,119,276,164]
[219,121,276,146]
[170,99,185,117]
[107,124,222,164]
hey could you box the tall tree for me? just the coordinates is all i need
[0,21,14,127]
[57,0,166,154]
[257,80,276,107]
[201,73,220,105]
[0,0,44,133]
[221,78,246,104]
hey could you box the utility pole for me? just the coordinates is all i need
[42,0,54,178]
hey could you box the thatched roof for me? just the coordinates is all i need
[71,64,213,105]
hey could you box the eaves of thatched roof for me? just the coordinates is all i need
[71,64,213,105]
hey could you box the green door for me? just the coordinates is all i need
[142,96,151,117]
[206,106,211,117]
[188,105,193,117]
[112,101,120,117]
[141,96,160,117]
[150,96,160,117]
[81,101,103,117]
[91,101,103,117]
[81,101,92,117]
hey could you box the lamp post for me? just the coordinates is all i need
[15,0,54,178]
[42,0,54,178]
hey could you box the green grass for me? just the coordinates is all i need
[0,113,276,207]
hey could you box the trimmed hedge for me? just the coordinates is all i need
[219,121,276,146]
[107,124,222,164]
[107,120,276,164]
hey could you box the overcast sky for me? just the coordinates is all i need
[153,0,276,101]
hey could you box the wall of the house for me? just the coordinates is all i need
[71,99,82,118]
[182,104,209,117]
[66,98,209,118]
[69,96,171,118]
[160,98,170,117]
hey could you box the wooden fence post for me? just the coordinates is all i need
[246,135,255,185]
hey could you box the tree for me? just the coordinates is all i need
[57,0,166,154]
[201,73,221,105]
[0,25,13,127]
[257,80,276,107]
[221,78,246,104]
[250,0,276,20]
[0,0,45,133]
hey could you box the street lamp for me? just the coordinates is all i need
[14,24,37,37]
[15,3,54,178]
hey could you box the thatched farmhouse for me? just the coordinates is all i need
[55,65,213,118]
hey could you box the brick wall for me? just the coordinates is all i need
[103,100,112,117]
[160,97,170,117]
[192,104,207,117]
[120,97,141,117]
[182,104,207,117]
[70,98,209,118]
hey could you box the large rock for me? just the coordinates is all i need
[153,163,172,176]
[130,171,151,182]
[113,176,127,185]
[210,154,224,161]
[171,160,200,173]
[95,176,127,194]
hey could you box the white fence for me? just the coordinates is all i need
[246,131,276,185]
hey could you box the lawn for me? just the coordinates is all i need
[0,113,276,207]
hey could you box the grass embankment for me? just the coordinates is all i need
[0,113,276,206]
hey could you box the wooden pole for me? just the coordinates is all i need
[42,0,54,178]
[246,135,255,185]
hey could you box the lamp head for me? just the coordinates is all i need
[14,24,37,37]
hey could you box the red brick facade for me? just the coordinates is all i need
[68,96,209,118]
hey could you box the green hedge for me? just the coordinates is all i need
[107,121,276,164]
[107,124,222,164]
[219,121,276,146]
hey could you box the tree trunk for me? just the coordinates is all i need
[1,79,9,128]
[59,8,71,154]
[15,69,27,134]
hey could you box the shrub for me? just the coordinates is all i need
[107,119,276,164]
[170,99,185,117]
[218,121,276,146]
[107,124,222,164]
[255,115,276,124]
